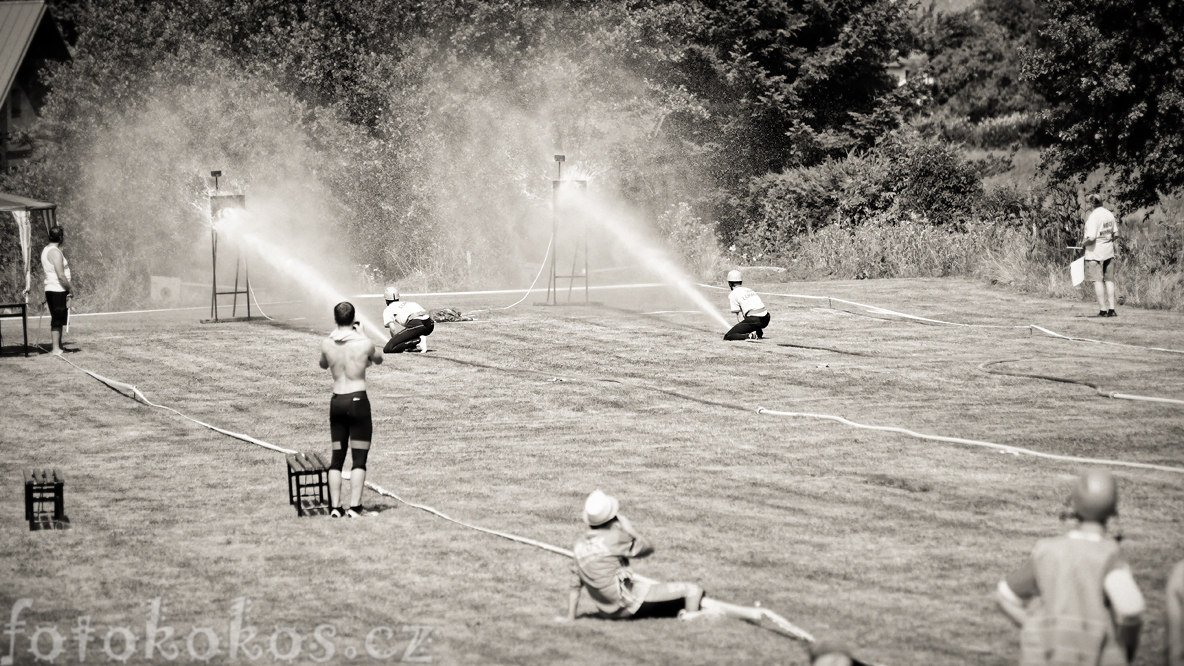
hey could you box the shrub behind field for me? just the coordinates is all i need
[723,131,985,263]
[783,218,1010,279]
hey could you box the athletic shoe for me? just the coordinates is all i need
[747,331,758,340]
[329,507,344,518]
[1107,309,1117,317]
[346,506,378,518]
[1098,310,1108,317]
[756,330,763,339]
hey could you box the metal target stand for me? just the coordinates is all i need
[542,155,591,306]
[201,170,252,323]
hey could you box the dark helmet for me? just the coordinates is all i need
[1070,469,1118,522]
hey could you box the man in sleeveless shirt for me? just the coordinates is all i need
[723,270,770,341]
[995,469,1144,665]
[41,226,72,355]
[319,302,383,518]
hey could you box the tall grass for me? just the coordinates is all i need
[771,218,1010,280]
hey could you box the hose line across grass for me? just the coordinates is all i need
[978,358,1184,407]
[50,354,819,648]
[754,407,1184,475]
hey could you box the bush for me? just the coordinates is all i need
[917,110,1043,149]
[722,130,984,259]
[784,217,1011,280]
[655,202,724,280]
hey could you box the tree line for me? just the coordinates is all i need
[1,0,1180,304]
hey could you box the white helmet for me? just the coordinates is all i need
[383,285,400,301]
[726,269,742,283]
[582,489,619,527]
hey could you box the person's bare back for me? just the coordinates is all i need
[320,326,382,394]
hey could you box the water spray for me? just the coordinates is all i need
[549,174,729,329]
[210,209,385,341]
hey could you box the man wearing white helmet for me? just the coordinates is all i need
[995,469,1144,665]
[562,490,770,624]
[723,270,770,341]
[381,285,433,354]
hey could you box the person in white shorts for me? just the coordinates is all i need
[723,270,770,340]
[1082,194,1120,317]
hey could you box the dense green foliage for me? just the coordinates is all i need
[723,130,987,260]
[911,0,1046,147]
[0,0,915,304]
[1023,0,1184,208]
[4,0,1183,311]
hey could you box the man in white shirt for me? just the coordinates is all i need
[1082,194,1120,317]
[723,270,770,341]
[381,285,433,353]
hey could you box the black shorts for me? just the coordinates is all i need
[329,391,372,444]
[45,291,68,329]
[631,599,686,619]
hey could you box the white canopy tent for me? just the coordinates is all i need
[0,191,56,355]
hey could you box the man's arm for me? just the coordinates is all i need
[369,341,383,365]
[318,340,329,369]
[995,580,1028,626]
[1103,566,1144,663]
[563,583,581,621]
[49,248,72,293]
[1168,562,1184,666]
[615,515,654,558]
[997,558,1038,627]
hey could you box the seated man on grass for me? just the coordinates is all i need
[560,489,800,630]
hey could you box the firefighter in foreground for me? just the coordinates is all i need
[995,469,1144,665]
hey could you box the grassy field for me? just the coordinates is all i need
[2,278,1182,665]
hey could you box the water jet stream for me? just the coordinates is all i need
[559,188,730,330]
[212,210,386,342]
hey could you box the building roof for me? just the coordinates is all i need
[0,191,55,211]
[0,1,65,106]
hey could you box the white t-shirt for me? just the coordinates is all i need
[728,286,767,317]
[41,244,71,292]
[1083,207,1118,261]
[382,301,428,328]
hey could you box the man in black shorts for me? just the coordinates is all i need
[319,302,382,518]
[41,225,72,355]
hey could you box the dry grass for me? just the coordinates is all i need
[1,279,1182,665]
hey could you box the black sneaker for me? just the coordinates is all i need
[1107,309,1117,317]
[329,507,344,518]
[1098,310,1109,317]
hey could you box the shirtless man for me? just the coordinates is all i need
[319,302,382,518]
